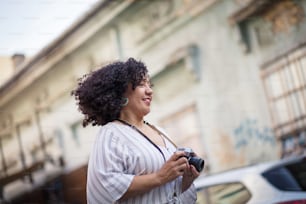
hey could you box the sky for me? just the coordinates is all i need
[0,0,101,57]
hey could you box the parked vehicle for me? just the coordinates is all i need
[194,155,306,204]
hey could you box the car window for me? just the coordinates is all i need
[262,158,306,191]
[196,182,251,204]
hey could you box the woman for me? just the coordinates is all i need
[72,58,199,203]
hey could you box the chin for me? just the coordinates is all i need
[143,109,150,116]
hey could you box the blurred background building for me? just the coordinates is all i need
[0,0,305,203]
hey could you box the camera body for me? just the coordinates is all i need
[177,147,204,172]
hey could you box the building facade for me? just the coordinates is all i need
[0,0,305,202]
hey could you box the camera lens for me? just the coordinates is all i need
[188,157,204,172]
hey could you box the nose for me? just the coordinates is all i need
[146,85,153,95]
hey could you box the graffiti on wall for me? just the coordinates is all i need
[233,118,276,149]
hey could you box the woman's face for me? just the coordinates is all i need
[124,77,153,117]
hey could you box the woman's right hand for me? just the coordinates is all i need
[155,151,188,185]
[119,151,189,200]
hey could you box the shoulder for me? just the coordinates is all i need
[96,122,121,142]
[98,121,125,133]
[96,122,136,148]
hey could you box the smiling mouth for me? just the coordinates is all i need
[143,98,152,104]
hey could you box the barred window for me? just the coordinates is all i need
[261,45,306,157]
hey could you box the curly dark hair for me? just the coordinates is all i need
[72,58,148,127]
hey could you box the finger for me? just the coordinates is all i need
[176,156,188,165]
[177,170,185,176]
[190,165,200,177]
[178,162,189,173]
[170,151,186,161]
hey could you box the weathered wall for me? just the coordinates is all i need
[2,0,306,201]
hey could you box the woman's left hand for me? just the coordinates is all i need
[181,164,200,192]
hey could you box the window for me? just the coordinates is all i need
[262,157,306,191]
[70,121,82,146]
[69,120,98,162]
[197,183,251,204]
[261,44,306,157]
[151,44,201,104]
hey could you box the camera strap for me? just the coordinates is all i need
[145,122,178,149]
[116,119,177,162]
[116,119,182,201]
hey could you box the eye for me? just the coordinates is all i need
[149,82,154,88]
[139,82,146,87]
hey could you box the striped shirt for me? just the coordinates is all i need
[86,122,197,204]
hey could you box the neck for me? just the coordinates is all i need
[119,113,144,128]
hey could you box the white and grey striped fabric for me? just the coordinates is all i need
[86,122,197,204]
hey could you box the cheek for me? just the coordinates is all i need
[129,97,141,107]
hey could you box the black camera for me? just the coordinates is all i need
[177,147,204,172]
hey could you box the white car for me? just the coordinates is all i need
[194,155,306,204]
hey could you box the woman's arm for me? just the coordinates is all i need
[119,151,188,201]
